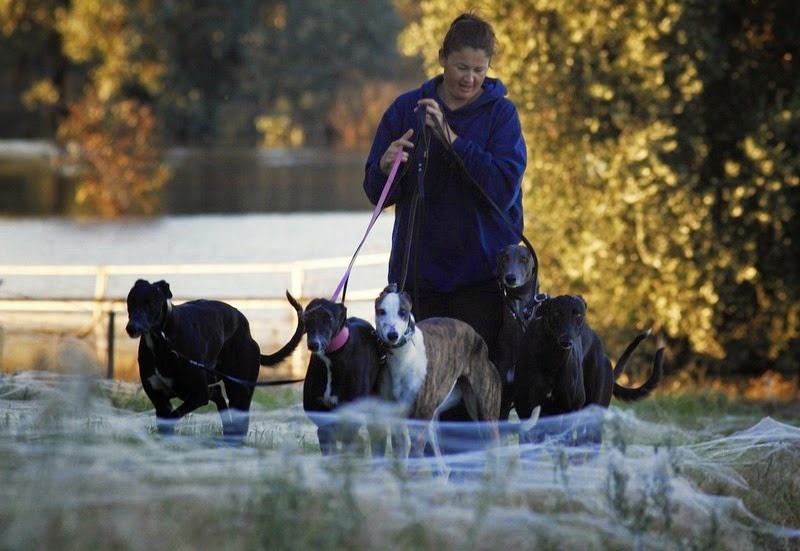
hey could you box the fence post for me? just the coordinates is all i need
[106,310,115,379]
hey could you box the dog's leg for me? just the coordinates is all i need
[317,425,337,455]
[367,423,388,458]
[390,422,410,459]
[339,422,366,456]
[223,381,255,439]
[141,386,177,435]
[460,380,501,448]
[208,382,233,436]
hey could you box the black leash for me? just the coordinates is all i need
[147,332,304,387]
[398,105,430,296]
[430,113,541,296]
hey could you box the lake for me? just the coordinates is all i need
[0,143,374,215]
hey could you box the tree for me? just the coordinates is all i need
[400,0,799,374]
[242,1,407,146]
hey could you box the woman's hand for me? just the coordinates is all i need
[380,128,414,175]
[417,99,458,144]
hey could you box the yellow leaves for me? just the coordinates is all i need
[58,91,169,216]
[22,79,60,109]
[255,115,305,148]
[736,266,759,284]
[589,83,615,101]
[724,160,741,178]
[677,58,703,100]
[56,0,166,98]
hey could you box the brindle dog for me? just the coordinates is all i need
[514,294,663,444]
[374,284,502,461]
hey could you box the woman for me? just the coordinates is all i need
[363,12,526,363]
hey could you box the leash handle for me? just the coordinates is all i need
[330,148,404,303]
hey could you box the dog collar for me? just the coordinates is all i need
[326,326,350,353]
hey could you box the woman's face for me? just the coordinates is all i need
[438,47,490,109]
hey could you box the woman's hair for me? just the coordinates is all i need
[441,13,498,59]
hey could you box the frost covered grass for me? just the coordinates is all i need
[1,371,799,551]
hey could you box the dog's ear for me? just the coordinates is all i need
[576,295,587,311]
[154,280,172,299]
[407,313,416,334]
[334,302,347,320]
[398,291,413,309]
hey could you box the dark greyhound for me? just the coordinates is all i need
[290,293,386,456]
[514,294,663,444]
[494,244,546,420]
[126,279,303,440]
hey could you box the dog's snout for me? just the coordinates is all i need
[504,274,517,286]
[558,336,573,350]
[307,336,324,353]
[126,319,144,338]
[387,330,399,342]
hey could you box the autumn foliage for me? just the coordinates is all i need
[58,91,169,216]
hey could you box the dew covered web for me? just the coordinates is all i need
[1,371,799,550]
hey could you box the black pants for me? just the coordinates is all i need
[409,279,504,429]
[409,279,504,360]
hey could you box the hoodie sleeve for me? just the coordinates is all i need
[450,99,527,212]
[363,100,411,208]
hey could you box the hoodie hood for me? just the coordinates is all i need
[421,75,508,114]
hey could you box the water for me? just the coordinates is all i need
[0,145,373,215]
[0,212,394,294]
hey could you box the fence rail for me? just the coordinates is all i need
[0,254,389,378]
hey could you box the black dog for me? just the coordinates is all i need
[126,279,303,440]
[514,294,663,444]
[290,293,385,456]
[494,243,545,420]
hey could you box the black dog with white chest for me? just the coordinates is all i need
[290,293,385,456]
[126,279,303,440]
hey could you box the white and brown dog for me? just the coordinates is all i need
[374,284,502,462]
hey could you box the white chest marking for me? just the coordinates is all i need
[318,353,338,408]
[384,331,428,408]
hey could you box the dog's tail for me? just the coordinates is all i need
[260,291,305,367]
[497,406,541,437]
[612,328,651,380]
[612,347,664,402]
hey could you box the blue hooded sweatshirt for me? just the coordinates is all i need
[363,75,527,293]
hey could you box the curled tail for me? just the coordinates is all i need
[260,290,305,366]
[613,347,664,402]
[613,328,651,379]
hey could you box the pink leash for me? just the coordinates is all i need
[330,150,403,303]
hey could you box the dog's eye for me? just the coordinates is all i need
[376,308,386,316]
[520,256,528,264]
[399,309,408,317]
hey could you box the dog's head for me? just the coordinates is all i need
[302,297,347,354]
[125,279,173,338]
[374,283,415,347]
[536,294,587,350]
[496,244,535,290]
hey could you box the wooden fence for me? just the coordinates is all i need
[0,253,389,378]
